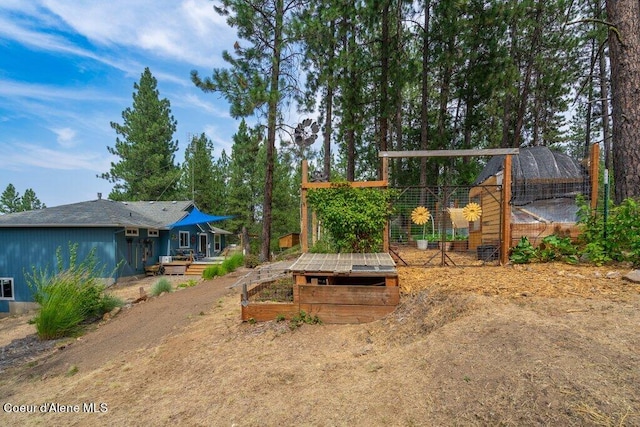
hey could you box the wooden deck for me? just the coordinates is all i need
[145,259,224,276]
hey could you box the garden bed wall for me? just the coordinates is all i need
[241,282,400,324]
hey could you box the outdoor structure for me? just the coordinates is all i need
[469,145,595,249]
[0,198,231,315]
[240,159,399,324]
[278,232,300,250]
[240,253,399,324]
[381,146,598,265]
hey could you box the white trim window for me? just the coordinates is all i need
[148,229,159,237]
[179,231,190,248]
[125,227,139,237]
[0,277,14,300]
[213,234,222,252]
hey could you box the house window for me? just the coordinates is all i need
[179,231,190,248]
[125,227,139,237]
[0,278,14,300]
[148,229,159,237]
[213,234,221,252]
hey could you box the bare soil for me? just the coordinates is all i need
[1,263,639,426]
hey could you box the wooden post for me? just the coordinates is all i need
[590,143,600,210]
[500,155,512,265]
[301,160,309,253]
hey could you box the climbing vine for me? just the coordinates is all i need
[307,183,395,253]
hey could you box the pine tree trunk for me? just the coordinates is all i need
[260,0,284,262]
[606,0,640,202]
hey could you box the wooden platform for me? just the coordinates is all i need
[241,253,399,324]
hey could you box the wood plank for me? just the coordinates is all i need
[379,148,519,158]
[299,303,396,324]
[302,181,388,189]
[241,303,299,322]
[299,285,399,306]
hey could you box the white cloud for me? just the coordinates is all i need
[180,93,230,118]
[38,0,234,67]
[0,142,112,172]
[51,127,77,147]
[0,78,125,103]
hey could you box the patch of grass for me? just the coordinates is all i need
[178,279,198,289]
[202,264,228,279]
[65,365,79,377]
[100,293,124,313]
[150,278,173,296]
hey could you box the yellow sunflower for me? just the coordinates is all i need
[462,202,482,222]
[411,206,430,225]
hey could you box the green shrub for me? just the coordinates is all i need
[510,237,536,264]
[577,196,640,266]
[150,278,173,296]
[100,293,125,313]
[26,244,121,340]
[222,253,244,271]
[202,264,227,279]
[243,254,260,269]
[289,310,322,329]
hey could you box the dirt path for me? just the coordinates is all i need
[30,271,243,376]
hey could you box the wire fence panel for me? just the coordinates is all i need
[388,185,502,267]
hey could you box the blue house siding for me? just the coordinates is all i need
[114,228,162,276]
[0,227,118,312]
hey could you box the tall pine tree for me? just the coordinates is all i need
[100,67,181,201]
[192,0,301,261]
[181,133,217,212]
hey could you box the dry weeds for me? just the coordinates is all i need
[0,263,639,426]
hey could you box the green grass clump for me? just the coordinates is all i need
[27,244,122,340]
[202,264,228,279]
[32,273,87,340]
[150,278,173,296]
[222,253,244,271]
[203,253,245,279]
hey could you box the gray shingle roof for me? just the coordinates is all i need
[0,199,193,229]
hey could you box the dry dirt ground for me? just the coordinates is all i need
[0,261,639,426]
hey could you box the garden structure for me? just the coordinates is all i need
[240,253,399,324]
[240,159,399,324]
[382,145,598,267]
[469,145,596,250]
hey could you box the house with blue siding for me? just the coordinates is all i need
[0,198,231,315]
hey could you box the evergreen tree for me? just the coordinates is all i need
[100,67,181,201]
[181,133,217,212]
[0,184,45,213]
[225,120,262,237]
[0,184,21,213]
[20,188,46,211]
[192,0,302,261]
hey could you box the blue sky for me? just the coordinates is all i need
[0,0,252,207]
